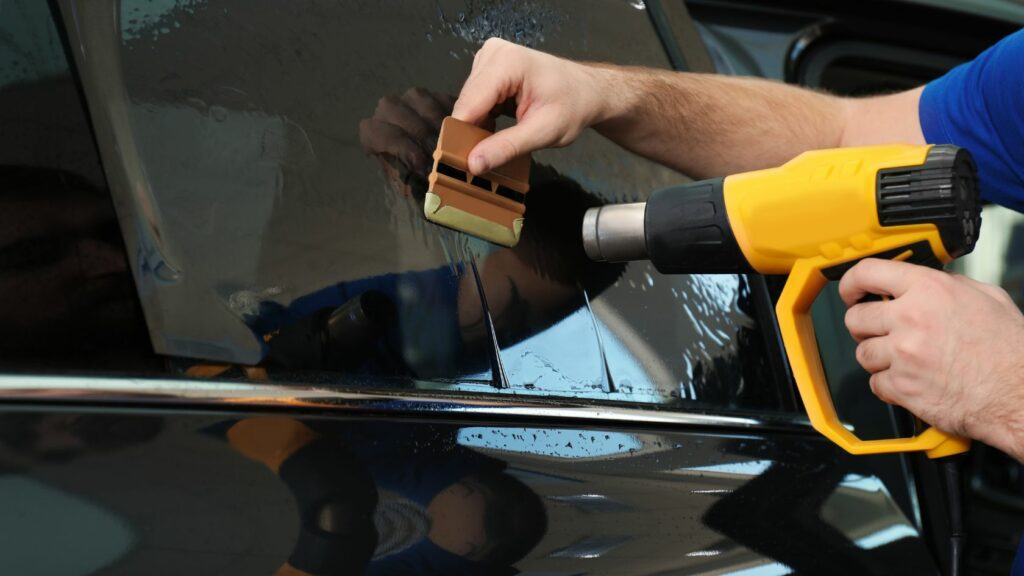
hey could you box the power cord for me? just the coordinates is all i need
[940,457,965,576]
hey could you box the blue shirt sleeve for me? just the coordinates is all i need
[919,29,1024,211]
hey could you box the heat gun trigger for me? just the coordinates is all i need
[820,240,943,303]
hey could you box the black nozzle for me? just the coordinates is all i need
[644,177,753,274]
[581,177,752,273]
[876,144,981,259]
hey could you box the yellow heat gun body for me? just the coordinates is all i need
[582,144,981,458]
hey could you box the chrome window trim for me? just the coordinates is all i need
[0,375,813,432]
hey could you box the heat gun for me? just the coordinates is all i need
[582,144,981,459]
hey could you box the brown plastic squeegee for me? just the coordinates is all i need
[425,117,530,247]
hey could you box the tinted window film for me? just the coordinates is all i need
[0,0,156,372]
[66,0,781,410]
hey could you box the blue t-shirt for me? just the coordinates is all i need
[921,28,1024,576]
[919,28,1024,210]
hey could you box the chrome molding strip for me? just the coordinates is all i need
[0,375,813,432]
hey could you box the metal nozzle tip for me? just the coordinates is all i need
[582,208,604,262]
[580,203,648,263]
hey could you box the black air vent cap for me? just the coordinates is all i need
[876,144,981,258]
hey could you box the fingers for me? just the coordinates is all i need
[844,301,890,342]
[401,87,451,131]
[838,259,923,307]
[467,114,557,174]
[855,336,892,373]
[868,372,896,405]
[358,118,430,175]
[375,96,434,142]
[453,39,520,125]
[452,70,514,126]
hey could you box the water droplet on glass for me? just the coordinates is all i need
[210,105,228,122]
[626,0,646,9]
[645,272,654,287]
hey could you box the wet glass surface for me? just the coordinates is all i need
[66,0,779,408]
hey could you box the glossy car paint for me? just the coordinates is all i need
[0,380,933,575]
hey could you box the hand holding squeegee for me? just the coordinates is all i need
[425,117,531,247]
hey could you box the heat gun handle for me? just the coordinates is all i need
[776,244,971,459]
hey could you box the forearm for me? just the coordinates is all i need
[588,65,925,178]
[974,366,1024,463]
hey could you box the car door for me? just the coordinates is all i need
[0,0,959,574]
[690,1,1024,574]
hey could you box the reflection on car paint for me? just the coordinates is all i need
[687,459,774,477]
[549,534,631,559]
[457,427,643,459]
[856,524,919,550]
[0,476,135,575]
[0,408,936,574]
[546,493,632,513]
[723,562,791,576]
[686,549,723,558]
[824,473,920,551]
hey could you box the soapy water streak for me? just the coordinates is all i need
[121,0,205,41]
[679,274,754,386]
[433,0,566,48]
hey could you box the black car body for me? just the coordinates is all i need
[1,0,1022,574]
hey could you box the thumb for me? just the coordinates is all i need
[467,116,555,174]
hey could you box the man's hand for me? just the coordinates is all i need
[840,259,1024,459]
[452,38,615,175]
[453,38,924,179]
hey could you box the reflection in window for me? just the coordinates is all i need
[74,0,784,409]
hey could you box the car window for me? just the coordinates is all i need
[0,0,160,373]
[58,0,784,411]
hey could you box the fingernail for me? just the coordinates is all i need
[471,153,489,174]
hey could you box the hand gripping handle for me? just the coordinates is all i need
[775,248,971,459]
